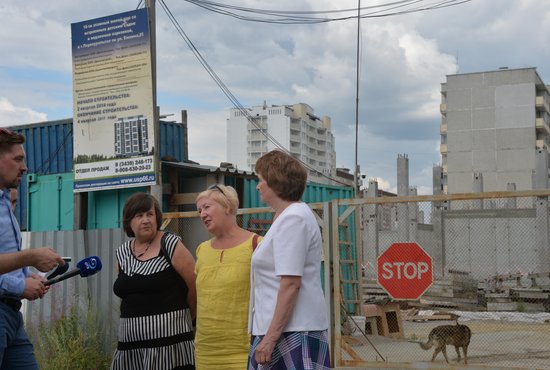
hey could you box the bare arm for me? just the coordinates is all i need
[172,240,197,320]
[0,248,64,274]
[255,275,301,365]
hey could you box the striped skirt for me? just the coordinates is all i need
[111,308,195,370]
[247,331,330,370]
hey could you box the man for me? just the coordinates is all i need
[0,127,65,369]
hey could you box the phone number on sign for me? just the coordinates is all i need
[115,165,152,173]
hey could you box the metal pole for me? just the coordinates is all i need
[145,0,162,204]
[354,0,361,196]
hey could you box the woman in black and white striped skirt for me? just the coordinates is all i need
[112,192,196,370]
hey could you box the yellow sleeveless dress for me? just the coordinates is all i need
[194,235,259,370]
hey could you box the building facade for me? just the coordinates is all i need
[440,68,550,193]
[227,102,337,185]
[114,115,149,157]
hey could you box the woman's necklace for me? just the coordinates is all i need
[133,240,151,258]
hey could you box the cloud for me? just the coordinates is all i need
[2,0,550,197]
[0,98,47,126]
[0,4,72,72]
[185,109,228,166]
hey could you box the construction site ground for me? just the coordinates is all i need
[339,318,550,370]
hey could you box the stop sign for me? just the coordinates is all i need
[377,242,433,300]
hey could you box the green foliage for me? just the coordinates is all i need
[74,154,114,164]
[28,307,112,370]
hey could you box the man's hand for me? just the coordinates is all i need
[22,274,48,300]
[28,248,65,272]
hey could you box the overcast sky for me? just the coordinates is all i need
[1,0,549,194]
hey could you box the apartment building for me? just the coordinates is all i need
[440,67,550,193]
[114,115,149,157]
[227,102,337,185]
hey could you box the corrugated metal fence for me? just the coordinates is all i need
[23,228,126,352]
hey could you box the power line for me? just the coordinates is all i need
[181,0,472,24]
[156,0,471,187]
[158,0,351,186]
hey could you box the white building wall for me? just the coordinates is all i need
[226,111,248,170]
[227,103,338,185]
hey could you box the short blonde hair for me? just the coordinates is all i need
[196,184,239,215]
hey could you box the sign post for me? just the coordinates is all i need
[377,242,433,300]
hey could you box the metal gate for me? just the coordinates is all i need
[330,190,550,369]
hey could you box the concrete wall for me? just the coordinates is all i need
[443,69,542,193]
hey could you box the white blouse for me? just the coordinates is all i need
[249,202,329,335]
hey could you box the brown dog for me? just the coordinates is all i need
[419,322,471,364]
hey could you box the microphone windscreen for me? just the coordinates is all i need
[76,256,102,277]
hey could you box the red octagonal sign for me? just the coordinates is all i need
[377,242,433,300]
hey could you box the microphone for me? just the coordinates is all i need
[44,256,102,286]
[46,261,70,280]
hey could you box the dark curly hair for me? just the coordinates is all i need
[122,192,162,237]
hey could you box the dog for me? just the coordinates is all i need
[419,322,471,364]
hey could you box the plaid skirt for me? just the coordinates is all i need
[247,331,330,370]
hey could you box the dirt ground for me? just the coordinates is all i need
[341,319,550,369]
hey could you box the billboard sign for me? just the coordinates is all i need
[71,8,156,192]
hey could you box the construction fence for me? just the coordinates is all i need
[164,189,550,369]
[24,190,550,369]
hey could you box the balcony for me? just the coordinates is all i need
[536,118,550,135]
[247,120,267,130]
[247,132,266,141]
[535,139,547,149]
[536,96,550,114]
[536,140,550,156]
[440,103,447,114]
[440,143,448,153]
[248,146,267,154]
[442,164,448,173]
[440,123,447,134]
[289,145,300,155]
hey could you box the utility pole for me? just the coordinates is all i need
[145,0,162,204]
[354,0,361,196]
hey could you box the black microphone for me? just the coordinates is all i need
[46,261,70,280]
[44,256,102,286]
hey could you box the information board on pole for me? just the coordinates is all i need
[71,8,157,192]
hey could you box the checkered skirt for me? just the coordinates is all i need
[248,331,330,370]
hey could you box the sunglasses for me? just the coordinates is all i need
[208,184,226,196]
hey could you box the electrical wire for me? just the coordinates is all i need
[181,0,472,24]
[159,0,351,186]
[157,0,471,186]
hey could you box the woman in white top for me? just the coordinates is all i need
[248,150,330,370]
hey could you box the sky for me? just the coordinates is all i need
[1,0,550,194]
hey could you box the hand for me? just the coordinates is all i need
[29,248,65,272]
[255,335,278,365]
[22,274,48,300]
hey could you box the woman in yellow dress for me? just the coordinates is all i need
[195,184,260,370]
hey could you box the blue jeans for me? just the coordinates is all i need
[0,302,39,370]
